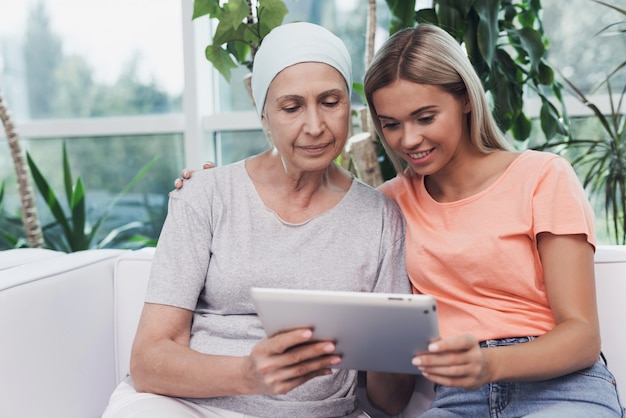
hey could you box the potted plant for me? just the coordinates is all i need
[0,102,160,251]
[26,142,159,251]
[538,0,626,244]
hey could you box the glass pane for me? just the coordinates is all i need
[0,134,183,249]
[210,130,270,166]
[0,0,183,121]
[543,0,626,95]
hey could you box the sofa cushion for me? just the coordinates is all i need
[594,245,626,400]
[113,247,155,383]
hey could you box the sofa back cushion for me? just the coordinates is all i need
[594,245,626,400]
[113,247,155,383]
[0,248,65,270]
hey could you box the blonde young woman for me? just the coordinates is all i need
[364,24,624,417]
[102,22,414,418]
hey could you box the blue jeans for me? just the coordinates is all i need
[419,337,625,417]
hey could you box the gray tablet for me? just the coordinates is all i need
[249,287,439,374]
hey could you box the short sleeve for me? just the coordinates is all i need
[145,191,213,310]
[372,201,411,295]
[532,155,596,248]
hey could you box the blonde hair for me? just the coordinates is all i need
[364,24,512,173]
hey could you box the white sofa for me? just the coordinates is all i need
[1,246,625,418]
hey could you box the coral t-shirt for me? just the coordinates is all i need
[379,150,596,340]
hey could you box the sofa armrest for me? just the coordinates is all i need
[0,249,126,418]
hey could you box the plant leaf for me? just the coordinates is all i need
[415,8,437,25]
[95,221,144,249]
[539,100,559,139]
[70,177,86,251]
[386,0,417,34]
[537,60,554,85]
[352,82,365,104]
[213,12,249,45]
[226,39,251,67]
[257,0,288,38]
[88,156,159,246]
[221,0,249,31]
[537,93,568,138]
[511,111,532,141]
[27,151,72,240]
[513,27,545,75]
[435,0,466,42]
[489,50,523,132]
[205,44,238,82]
[192,0,222,20]
[62,142,73,207]
[473,0,500,68]
[0,180,5,212]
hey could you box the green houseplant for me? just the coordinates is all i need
[538,0,626,244]
[388,0,568,143]
[192,0,288,83]
[26,142,159,251]
[1,88,161,251]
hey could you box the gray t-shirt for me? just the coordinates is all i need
[143,160,410,417]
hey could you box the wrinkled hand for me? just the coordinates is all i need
[244,328,341,395]
[173,161,215,189]
[412,334,490,391]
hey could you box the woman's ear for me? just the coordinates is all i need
[261,113,270,133]
[463,94,472,114]
[261,113,273,145]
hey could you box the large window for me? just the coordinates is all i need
[0,0,186,248]
[0,0,184,120]
[1,0,623,248]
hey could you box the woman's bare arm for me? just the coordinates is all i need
[412,233,600,389]
[130,302,341,398]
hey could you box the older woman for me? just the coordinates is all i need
[101,22,412,418]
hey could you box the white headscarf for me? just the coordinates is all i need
[251,22,353,118]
